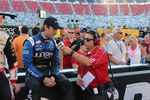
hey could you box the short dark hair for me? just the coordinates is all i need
[32,27,40,36]
[86,30,99,39]
[21,26,28,34]
[14,27,20,35]
[43,16,63,30]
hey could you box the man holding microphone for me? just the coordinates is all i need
[59,30,114,100]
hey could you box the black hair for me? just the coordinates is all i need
[14,27,20,35]
[87,30,100,39]
[125,33,128,37]
[21,26,28,34]
[32,27,40,36]
[42,16,62,31]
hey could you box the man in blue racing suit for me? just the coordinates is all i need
[23,16,74,100]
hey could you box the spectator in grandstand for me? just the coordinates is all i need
[141,35,150,55]
[71,40,87,68]
[74,32,81,40]
[106,27,127,65]
[0,29,20,100]
[13,26,29,68]
[23,16,74,100]
[80,28,88,39]
[61,31,73,69]
[32,27,40,36]
[60,30,114,100]
[69,29,76,41]
[128,36,150,65]
[141,27,149,38]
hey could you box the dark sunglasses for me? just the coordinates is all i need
[84,38,94,42]
[69,32,74,34]
[75,34,80,36]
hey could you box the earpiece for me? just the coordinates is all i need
[90,30,100,46]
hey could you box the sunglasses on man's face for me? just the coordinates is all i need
[69,32,74,34]
[75,34,80,36]
[84,38,94,42]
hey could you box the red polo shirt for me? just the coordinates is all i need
[71,51,86,68]
[78,46,110,89]
[63,39,72,68]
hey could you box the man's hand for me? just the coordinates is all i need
[119,61,126,65]
[43,77,56,87]
[76,75,84,87]
[13,84,20,94]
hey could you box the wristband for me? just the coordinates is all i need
[70,50,75,56]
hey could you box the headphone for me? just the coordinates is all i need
[89,30,100,46]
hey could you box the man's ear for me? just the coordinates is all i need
[44,25,49,30]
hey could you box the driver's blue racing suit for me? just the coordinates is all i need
[23,33,74,100]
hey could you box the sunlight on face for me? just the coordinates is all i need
[84,34,94,49]
[129,39,136,46]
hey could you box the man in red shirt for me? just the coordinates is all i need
[61,30,114,100]
[62,33,72,69]
[71,40,87,68]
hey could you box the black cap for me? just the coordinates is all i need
[43,16,63,30]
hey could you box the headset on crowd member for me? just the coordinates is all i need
[87,30,100,46]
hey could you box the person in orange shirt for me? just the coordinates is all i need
[13,26,29,68]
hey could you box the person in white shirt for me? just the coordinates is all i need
[106,27,127,65]
[128,36,150,65]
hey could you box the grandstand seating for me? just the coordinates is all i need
[91,4,108,15]
[126,0,134,3]
[115,0,125,3]
[1,0,150,28]
[55,3,73,14]
[130,4,146,15]
[145,4,150,15]
[25,1,40,12]
[0,0,10,12]
[119,4,129,15]
[0,0,149,16]
[109,4,119,15]
[11,1,26,12]
[40,2,56,14]
[72,4,90,15]
[136,0,148,3]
